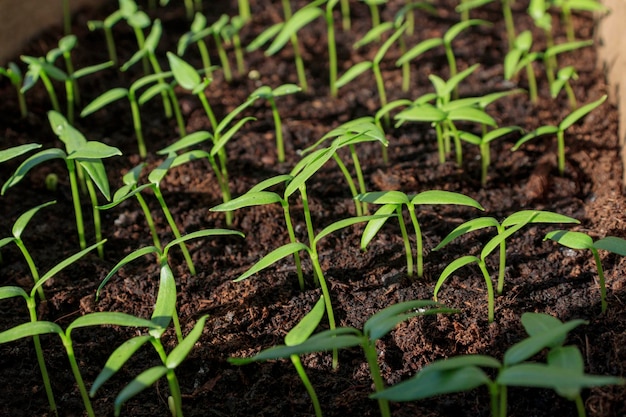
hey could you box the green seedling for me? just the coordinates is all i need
[357,190,484,278]
[158,90,257,225]
[458,126,523,185]
[91,315,208,417]
[372,312,623,417]
[512,95,607,175]
[220,15,246,77]
[0,302,155,417]
[238,0,251,21]
[551,66,579,109]
[395,1,437,36]
[247,1,325,92]
[81,70,177,157]
[230,299,457,417]
[0,143,41,164]
[98,229,241,340]
[395,65,497,165]
[2,112,121,256]
[360,0,386,31]
[396,19,491,97]
[119,0,152,75]
[299,117,388,216]
[551,0,607,42]
[338,22,407,124]
[183,0,202,20]
[433,210,579,321]
[250,83,302,162]
[208,15,234,82]
[177,12,215,79]
[528,0,555,52]
[87,7,125,65]
[545,231,626,313]
[0,240,105,416]
[98,163,161,249]
[20,55,65,114]
[456,0,516,50]
[0,62,27,117]
[504,30,540,103]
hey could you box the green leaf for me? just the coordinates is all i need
[138,83,170,105]
[211,117,256,156]
[503,319,588,366]
[433,217,500,251]
[443,19,490,44]
[163,229,244,257]
[315,214,389,246]
[90,335,152,396]
[354,22,394,49]
[418,354,501,372]
[512,125,560,150]
[364,300,451,341]
[210,191,283,211]
[285,296,326,346]
[266,7,324,56]
[0,143,41,164]
[148,154,176,185]
[336,61,373,89]
[235,242,310,282]
[357,190,409,205]
[434,255,480,301]
[371,365,491,402]
[0,321,63,344]
[544,230,594,250]
[68,312,157,334]
[248,174,293,193]
[12,200,56,239]
[73,61,114,79]
[284,148,335,198]
[521,312,564,338]
[159,131,213,154]
[166,315,208,369]
[544,40,593,60]
[594,236,626,256]
[150,264,177,338]
[396,37,443,66]
[497,363,623,392]
[360,204,399,249]
[114,366,169,416]
[501,210,579,227]
[559,95,607,131]
[2,148,67,195]
[271,83,302,97]
[480,214,535,260]
[81,88,129,117]
[68,141,122,160]
[548,345,585,399]
[170,150,211,168]
[80,159,113,200]
[246,22,283,52]
[100,183,153,209]
[447,107,496,126]
[411,190,484,210]
[167,52,200,90]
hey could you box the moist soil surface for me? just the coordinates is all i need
[1,1,625,416]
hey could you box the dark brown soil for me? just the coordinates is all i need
[1,1,625,416]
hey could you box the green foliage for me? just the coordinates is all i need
[0,62,27,117]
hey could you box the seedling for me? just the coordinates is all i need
[551,0,607,42]
[81,70,177,157]
[545,231,626,313]
[0,62,27,117]
[360,0,386,31]
[512,95,607,175]
[220,15,246,77]
[0,240,105,416]
[458,126,523,185]
[433,210,579,321]
[229,299,457,417]
[372,312,624,417]
[20,55,65,114]
[247,1,324,92]
[396,19,491,97]
[455,0,516,50]
[395,65,497,165]
[2,112,121,256]
[87,7,125,65]
[551,66,579,109]
[177,12,216,79]
[357,190,484,278]
[119,0,152,74]
[504,30,540,103]
[250,83,302,162]
[337,22,407,124]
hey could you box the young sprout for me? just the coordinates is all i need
[220,15,246,77]
[238,0,251,21]
[87,7,125,65]
[119,0,153,75]
[177,12,216,79]
[2,112,121,256]
[208,15,234,82]
[0,240,106,417]
[551,66,579,110]
[20,55,65,114]
[360,0,386,31]
[456,0,516,50]
[250,84,302,162]
[81,70,177,157]
[395,65,497,165]
[247,2,324,92]
[544,231,626,313]
[396,19,491,97]
[338,22,407,125]
[433,210,579,321]
[458,126,523,185]
[504,30,540,103]
[551,0,607,42]
[230,300,457,417]
[0,62,27,117]
[372,312,623,417]
[357,190,484,278]
[512,95,607,175]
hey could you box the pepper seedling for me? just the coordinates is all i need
[0,62,27,117]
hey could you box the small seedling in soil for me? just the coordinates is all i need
[357,189,484,278]
[550,0,607,42]
[512,95,607,175]
[544,231,626,313]
[0,240,105,416]
[230,299,457,417]
[372,312,624,417]
[504,30,540,103]
[433,210,579,322]
[551,66,579,110]
[177,12,216,79]
[0,62,27,117]
[2,112,121,257]
[87,7,124,65]
[456,0,516,50]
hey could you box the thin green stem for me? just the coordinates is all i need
[564,80,578,110]
[208,154,233,226]
[233,34,245,76]
[132,27,150,75]
[281,200,305,290]
[135,193,162,250]
[557,130,565,176]
[62,337,95,417]
[67,161,86,250]
[268,97,285,162]
[396,206,414,277]
[332,154,362,216]
[480,142,490,186]
[436,123,445,163]
[153,187,196,275]
[574,394,587,417]
[292,36,308,92]
[104,27,118,66]
[363,340,391,417]
[167,86,186,136]
[148,55,173,118]
[498,385,508,417]
[290,355,323,417]
[592,248,608,313]
[238,0,251,21]
[444,45,459,98]
[166,370,184,417]
[213,35,233,82]
[497,231,506,295]
[477,260,495,323]
[85,176,104,259]
[502,0,516,51]
[526,62,538,103]
[340,0,351,30]
[407,205,424,278]
[63,0,71,35]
